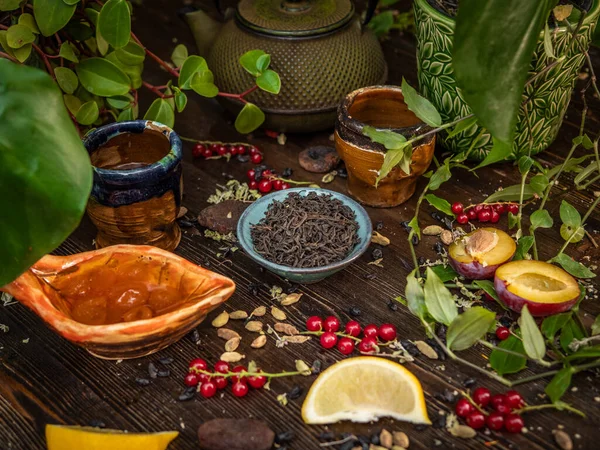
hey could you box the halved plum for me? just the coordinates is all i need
[448,228,516,280]
[494,260,580,317]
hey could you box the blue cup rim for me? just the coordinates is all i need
[83,120,182,185]
[237,187,372,274]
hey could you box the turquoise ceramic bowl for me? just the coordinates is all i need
[237,188,372,284]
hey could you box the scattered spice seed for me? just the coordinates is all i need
[88,419,106,429]
[217,328,241,340]
[426,338,446,360]
[276,431,295,443]
[211,311,229,328]
[311,360,322,374]
[190,329,201,344]
[392,431,409,448]
[295,359,312,375]
[135,377,151,387]
[423,225,444,236]
[379,429,393,448]
[387,300,398,312]
[157,368,170,378]
[349,306,362,316]
[440,230,454,245]
[251,306,267,317]
[230,310,249,320]
[252,335,267,348]
[415,340,438,360]
[318,431,335,441]
[463,378,477,388]
[225,337,241,352]
[148,362,159,379]
[554,430,573,450]
[375,220,384,231]
[178,386,196,402]
[400,340,420,357]
[220,352,245,363]
[288,386,304,400]
[271,306,287,321]
[364,273,377,280]
[246,321,264,332]
[159,357,174,365]
[371,248,383,260]
[248,283,260,296]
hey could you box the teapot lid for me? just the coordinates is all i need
[236,0,355,37]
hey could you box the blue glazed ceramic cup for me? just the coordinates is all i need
[83,120,183,251]
[237,188,372,284]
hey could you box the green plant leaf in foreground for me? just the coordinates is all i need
[33,0,76,36]
[490,334,527,375]
[519,305,547,360]
[447,116,478,138]
[473,279,508,310]
[424,194,454,217]
[430,264,459,283]
[423,267,458,326]
[256,69,281,94]
[401,77,441,127]
[560,317,585,353]
[513,236,534,261]
[545,366,573,403]
[171,44,188,68]
[447,306,496,351]
[98,0,131,49]
[0,61,92,286]
[76,57,130,97]
[592,315,600,336]
[178,55,208,90]
[541,312,572,341]
[363,125,407,149]
[560,200,582,228]
[235,102,265,134]
[375,142,412,186]
[453,0,553,144]
[239,49,267,76]
[428,161,451,191]
[550,254,595,279]
[485,184,536,203]
[405,271,426,320]
[530,209,553,230]
[476,136,514,168]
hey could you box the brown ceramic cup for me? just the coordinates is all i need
[83,120,183,251]
[335,85,436,208]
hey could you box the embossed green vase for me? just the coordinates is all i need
[414,0,600,161]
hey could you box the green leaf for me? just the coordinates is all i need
[64,20,93,41]
[518,155,534,175]
[485,184,535,203]
[519,305,547,360]
[547,155,592,179]
[453,0,553,144]
[545,366,573,403]
[163,85,175,110]
[106,94,133,109]
[190,70,219,98]
[362,125,407,149]
[256,54,270,73]
[530,209,553,230]
[564,346,600,362]
[431,264,459,283]
[423,267,458,326]
[424,194,454,217]
[405,271,427,320]
[12,43,32,63]
[54,67,78,94]
[592,315,600,336]
[58,41,78,62]
[401,77,441,127]
[543,22,556,59]
[490,334,527,375]
[560,317,585,353]
[239,49,267,76]
[178,55,208,90]
[75,100,99,125]
[235,102,265,134]
[115,41,145,65]
[513,236,534,261]
[529,174,549,195]
[0,61,92,286]
[408,216,420,239]
[256,69,281,94]
[18,13,40,34]
[476,137,513,168]
[375,143,411,186]
[143,98,174,128]
[98,0,131,49]
[560,200,582,228]
[117,106,136,122]
[473,279,508,310]
[84,7,99,26]
[63,94,81,115]
[541,312,572,341]
[0,0,21,11]
[63,0,80,4]
[33,0,76,36]
[447,307,496,351]
[6,24,35,49]
[104,51,142,87]
[447,116,478,138]
[173,87,187,113]
[76,57,130,97]
[369,10,395,37]
[550,254,595,279]
[508,211,518,229]
[428,162,451,191]
[171,44,188,68]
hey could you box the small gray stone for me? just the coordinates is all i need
[197,200,249,234]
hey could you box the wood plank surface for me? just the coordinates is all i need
[1,1,600,449]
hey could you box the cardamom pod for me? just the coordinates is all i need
[225,337,240,352]
[251,306,267,317]
[379,429,393,448]
[295,359,311,375]
[553,430,573,450]
[423,225,444,236]
[217,328,240,341]
[282,335,310,344]
[371,231,391,246]
[251,335,267,349]
[220,351,245,363]
[415,340,439,359]
[449,424,476,439]
[211,311,229,328]
[280,293,302,306]
[440,230,454,245]
[229,310,248,320]
[245,320,264,332]
[392,431,410,448]
[274,322,299,335]
[271,306,287,321]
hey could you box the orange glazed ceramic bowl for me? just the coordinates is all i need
[335,85,436,208]
[1,245,235,359]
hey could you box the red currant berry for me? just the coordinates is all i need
[210,143,220,152]
[344,320,362,337]
[201,148,213,159]
[214,376,228,390]
[189,358,208,372]
[486,411,505,431]
[200,381,217,398]
[262,170,274,179]
[505,390,524,409]
[490,210,500,223]
[214,361,230,374]
[232,381,249,397]
[323,316,340,332]
[250,153,263,164]
[184,373,199,387]
[378,323,397,342]
[197,372,210,383]
[490,394,507,409]
[456,213,469,224]
[496,326,510,340]
[472,387,491,407]
[358,337,377,353]
[507,203,519,215]
[467,209,478,220]
[451,202,464,214]
[504,414,524,433]
[229,145,238,156]
[306,316,323,331]
[247,373,267,389]
[258,179,272,193]
[249,180,258,190]
[247,169,256,180]
[478,209,491,222]
[363,324,378,338]
[236,145,247,155]
[249,146,259,155]
[320,332,338,349]
[217,145,228,156]
[273,179,284,190]
[495,204,506,214]
[455,398,475,418]
[280,182,290,190]
[495,402,511,415]
[192,143,205,158]
[466,411,486,430]
[474,204,484,213]
[337,337,355,355]
[231,365,247,384]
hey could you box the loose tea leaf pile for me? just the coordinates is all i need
[251,192,360,268]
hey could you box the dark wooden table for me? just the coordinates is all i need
[2,1,600,449]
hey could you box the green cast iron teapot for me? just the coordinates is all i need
[185,0,387,133]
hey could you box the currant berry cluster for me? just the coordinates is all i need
[192,142,264,164]
[451,202,520,225]
[246,167,291,193]
[455,387,525,433]
[184,358,267,399]
[306,316,397,355]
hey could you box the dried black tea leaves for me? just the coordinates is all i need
[251,192,360,268]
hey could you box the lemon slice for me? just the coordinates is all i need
[301,356,430,425]
[46,425,179,450]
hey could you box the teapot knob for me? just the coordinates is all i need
[280,0,312,13]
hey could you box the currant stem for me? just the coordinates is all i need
[458,389,489,416]
[478,340,556,367]
[193,369,305,379]
[179,136,253,147]
[300,330,362,342]
[515,402,586,418]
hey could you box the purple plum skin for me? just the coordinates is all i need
[448,258,502,280]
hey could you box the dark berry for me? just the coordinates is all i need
[496,326,510,340]
[467,209,478,220]
[232,381,249,397]
[495,203,506,214]
[337,337,355,355]
[505,390,524,409]
[455,398,474,417]
[411,234,419,245]
[400,221,411,231]
[178,386,196,401]
[306,316,323,331]
[288,386,303,400]
[371,248,383,260]
[358,337,377,353]
[504,414,524,433]
[323,316,340,332]
[275,431,295,443]
[434,242,445,254]
[466,411,486,429]
[345,320,362,337]
[250,153,263,164]
[451,202,464,214]
[456,213,469,224]
[282,167,293,177]
[486,411,505,431]
[507,203,519,215]
[217,145,228,156]
[363,324,378,338]
[478,209,491,222]
[378,324,397,342]
[258,179,272,193]
[472,387,491,407]
[192,143,205,158]
[320,332,338,349]
[348,306,361,317]
[236,145,247,155]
